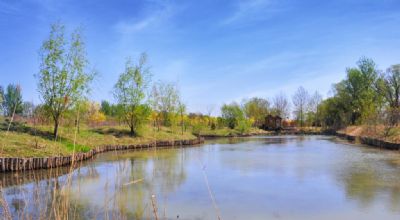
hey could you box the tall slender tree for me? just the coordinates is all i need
[3,84,23,117]
[114,53,151,136]
[150,81,180,128]
[292,86,310,127]
[36,23,95,138]
[0,86,4,115]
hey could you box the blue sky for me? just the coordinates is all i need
[1,0,400,114]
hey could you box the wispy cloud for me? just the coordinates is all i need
[221,0,283,26]
[0,1,20,14]
[114,1,175,34]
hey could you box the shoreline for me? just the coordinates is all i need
[1,129,399,173]
[201,129,400,151]
[335,132,400,151]
[199,129,333,138]
[0,137,204,173]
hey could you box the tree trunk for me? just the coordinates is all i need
[181,121,184,135]
[130,126,135,136]
[53,120,59,139]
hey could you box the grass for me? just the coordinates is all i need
[0,121,197,158]
[198,127,272,137]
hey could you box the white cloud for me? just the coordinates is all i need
[115,16,157,33]
[221,0,282,26]
[114,1,175,34]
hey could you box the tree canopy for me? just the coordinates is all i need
[3,84,23,117]
[36,23,95,138]
[113,53,151,136]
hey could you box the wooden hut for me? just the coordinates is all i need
[263,115,282,130]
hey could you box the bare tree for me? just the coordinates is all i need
[308,91,322,113]
[206,104,215,117]
[150,81,180,128]
[272,92,290,119]
[292,87,310,127]
[308,91,323,126]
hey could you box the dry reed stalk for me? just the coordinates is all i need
[2,98,18,154]
[151,194,159,220]
[122,178,143,186]
[196,157,222,220]
[0,187,12,220]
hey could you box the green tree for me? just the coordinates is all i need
[178,101,186,135]
[36,23,95,138]
[335,57,381,125]
[376,64,400,125]
[3,84,23,117]
[71,99,91,133]
[221,102,245,129]
[113,53,151,136]
[243,97,269,127]
[318,96,348,128]
[100,100,112,116]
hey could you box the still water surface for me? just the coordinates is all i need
[1,136,400,219]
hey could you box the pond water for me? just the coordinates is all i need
[1,136,400,219]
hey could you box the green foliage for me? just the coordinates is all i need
[236,118,252,134]
[376,65,400,125]
[3,84,23,116]
[100,100,112,115]
[312,57,391,129]
[113,53,151,136]
[221,102,245,129]
[243,97,269,127]
[36,22,95,137]
[65,142,91,153]
[318,97,348,128]
[150,81,180,127]
[335,57,381,125]
[177,101,186,134]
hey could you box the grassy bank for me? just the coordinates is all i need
[0,122,196,158]
[197,127,273,137]
[338,125,400,144]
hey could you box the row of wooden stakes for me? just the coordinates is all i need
[336,133,400,150]
[0,138,204,172]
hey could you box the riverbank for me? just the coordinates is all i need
[0,123,197,157]
[0,137,204,172]
[198,126,327,138]
[336,126,400,151]
[0,122,206,171]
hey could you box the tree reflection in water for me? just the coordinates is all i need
[0,147,187,219]
[1,137,400,219]
[337,157,400,212]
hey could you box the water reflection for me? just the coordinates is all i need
[336,156,400,212]
[0,136,399,219]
